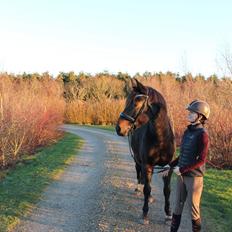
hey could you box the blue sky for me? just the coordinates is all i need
[0,0,232,77]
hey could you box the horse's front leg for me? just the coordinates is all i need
[135,162,142,194]
[142,164,153,224]
[163,169,173,220]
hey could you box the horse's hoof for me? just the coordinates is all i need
[143,215,149,225]
[140,217,149,225]
[143,218,149,225]
[148,196,155,203]
[135,187,142,196]
[135,188,142,196]
[165,215,172,221]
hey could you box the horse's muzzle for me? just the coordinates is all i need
[115,124,123,136]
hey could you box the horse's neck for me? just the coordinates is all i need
[148,113,172,137]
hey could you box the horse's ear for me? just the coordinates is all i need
[131,78,137,89]
[131,78,147,94]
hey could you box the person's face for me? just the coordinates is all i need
[187,111,198,123]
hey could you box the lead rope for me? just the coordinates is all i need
[126,94,149,163]
[128,130,136,162]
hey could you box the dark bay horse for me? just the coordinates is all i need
[115,79,175,224]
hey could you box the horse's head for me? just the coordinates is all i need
[115,79,160,136]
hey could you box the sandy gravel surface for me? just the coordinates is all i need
[13,125,200,232]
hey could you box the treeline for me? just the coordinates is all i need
[59,71,232,168]
[0,71,231,168]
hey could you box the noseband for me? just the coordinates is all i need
[119,112,136,123]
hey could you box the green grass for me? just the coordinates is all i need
[0,133,82,232]
[202,169,232,232]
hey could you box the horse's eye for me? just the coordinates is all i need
[134,95,146,103]
[134,95,146,108]
[134,96,140,102]
[134,97,141,105]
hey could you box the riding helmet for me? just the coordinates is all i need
[186,100,210,119]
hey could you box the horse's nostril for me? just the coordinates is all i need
[115,124,121,134]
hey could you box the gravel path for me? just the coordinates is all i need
[14,125,195,232]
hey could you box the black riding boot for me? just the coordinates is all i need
[170,214,181,232]
[192,218,201,232]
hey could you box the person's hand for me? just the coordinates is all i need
[173,166,181,175]
[158,164,170,177]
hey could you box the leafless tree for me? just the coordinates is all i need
[216,44,232,78]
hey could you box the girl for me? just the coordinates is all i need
[161,100,210,232]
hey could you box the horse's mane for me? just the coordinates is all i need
[147,87,167,111]
[147,86,175,137]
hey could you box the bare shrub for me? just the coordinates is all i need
[0,75,65,168]
[66,99,125,125]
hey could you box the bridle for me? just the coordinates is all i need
[119,93,150,162]
[119,94,149,129]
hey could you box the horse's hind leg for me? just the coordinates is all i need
[163,169,173,220]
[142,165,153,224]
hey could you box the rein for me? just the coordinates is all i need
[120,93,149,163]
[122,94,166,172]
[128,130,136,162]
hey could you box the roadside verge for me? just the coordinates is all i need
[0,132,82,232]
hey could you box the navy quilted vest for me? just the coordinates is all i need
[178,124,205,176]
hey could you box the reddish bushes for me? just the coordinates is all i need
[0,75,65,168]
[1,71,231,168]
